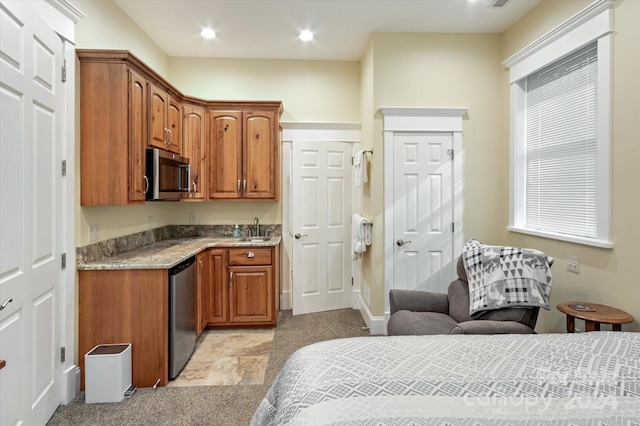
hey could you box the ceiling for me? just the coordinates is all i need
[113,0,542,61]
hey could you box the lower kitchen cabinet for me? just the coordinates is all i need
[200,245,279,327]
[195,251,209,336]
[78,269,169,389]
[206,248,229,325]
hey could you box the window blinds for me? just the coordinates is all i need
[522,42,598,238]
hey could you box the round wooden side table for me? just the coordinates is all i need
[557,301,634,333]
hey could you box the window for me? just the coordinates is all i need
[519,43,597,238]
[505,1,613,248]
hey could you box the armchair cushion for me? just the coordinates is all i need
[387,311,458,335]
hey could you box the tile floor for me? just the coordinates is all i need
[168,328,275,387]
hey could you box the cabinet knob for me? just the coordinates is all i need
[246,251,255,258]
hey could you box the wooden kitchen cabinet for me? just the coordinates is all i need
[79,55,148,205]
[208,107,280,200]
[195,251,209,337]
[129,69,149,202]
[78,50,282,206]
[78,269,169,389]
[199,246,279,327]
[206,248,229,325]
[183,104,207,200]
[149,83,182,154]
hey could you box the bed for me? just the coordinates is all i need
[252,332,640,425]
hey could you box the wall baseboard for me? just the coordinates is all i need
[281,290,292,311]
[60,365,80,404]
[358,294,388,335]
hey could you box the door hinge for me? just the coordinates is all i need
[351,277,354,286]
[447,149,454,159]
[60,347,66,363]
[451,222,455,233]
[61,253,66,269]
[62,160,67,176]
[61,60,67,83]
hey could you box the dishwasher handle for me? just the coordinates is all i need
[169,256,196,275]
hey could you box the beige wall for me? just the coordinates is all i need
[169,57,360,123]
[502,0,640,332]
[72,0,169,77]
[363,32,505,316]
[72,0,360,246]
[359,39,375,300]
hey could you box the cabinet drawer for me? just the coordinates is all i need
[228,248,272,266]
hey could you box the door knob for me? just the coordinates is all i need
[294,233,307,239]
[396,239,412,246]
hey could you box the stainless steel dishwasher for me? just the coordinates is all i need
[168,256,196,379]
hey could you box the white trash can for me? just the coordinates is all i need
[84,343,132,403]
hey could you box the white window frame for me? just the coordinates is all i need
[503,0,614,249]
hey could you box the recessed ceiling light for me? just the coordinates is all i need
[298,30,314,42]
[201,28,216,39]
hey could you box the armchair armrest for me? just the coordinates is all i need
[450,320,535,335]
[389,289,448,315]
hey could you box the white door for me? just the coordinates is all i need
[0,1,64,424]
[393,132,455,294]
[292,141,352,315]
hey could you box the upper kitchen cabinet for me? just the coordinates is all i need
[209,103,282,200]
[183,103,207,200]
[149,84,182,155]
[77,50,282,206]
[78,51,149,205]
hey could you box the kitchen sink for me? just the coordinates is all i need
[239,236,272,242]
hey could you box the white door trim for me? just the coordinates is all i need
[280,122,361,311]
[381,107,468,323]
[29,0,83,406]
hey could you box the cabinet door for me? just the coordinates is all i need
[209,111,242,199]
[183,105,206,199]
[244,110,277,199]
[196,252,209,336]
[129,70,148,201]
[149,84,169,150]
[229,265,273,324]
[207,249,229,324]
[166,96,182,154]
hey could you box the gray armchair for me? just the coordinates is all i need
[387,256,540,335]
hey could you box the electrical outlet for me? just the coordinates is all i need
[567,256,580,273]
[189,212,197,224]
[88,224,99,242]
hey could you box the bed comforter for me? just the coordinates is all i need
[252,332,640,425]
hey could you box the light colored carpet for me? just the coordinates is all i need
[47,309,370,426]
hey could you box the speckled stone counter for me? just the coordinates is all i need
[76,225,281,270]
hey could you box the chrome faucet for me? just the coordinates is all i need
[254,217,260,237]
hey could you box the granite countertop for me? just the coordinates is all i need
[77,236,281,271]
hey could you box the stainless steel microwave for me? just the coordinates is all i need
[145,149,190,201]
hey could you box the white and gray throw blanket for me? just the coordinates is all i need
[462,239,553,317]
